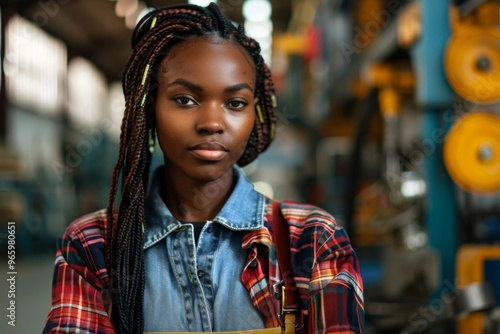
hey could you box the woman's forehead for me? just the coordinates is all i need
[159,35,256,75]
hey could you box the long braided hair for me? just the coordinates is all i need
[105,2,277,333]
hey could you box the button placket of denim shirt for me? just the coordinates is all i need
[196,221,218,314]
[171,224,212,332]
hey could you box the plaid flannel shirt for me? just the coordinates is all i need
[43,200,364,333]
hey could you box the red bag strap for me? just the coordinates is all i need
[271,201,300,312]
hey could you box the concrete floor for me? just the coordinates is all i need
[0,253,54,334]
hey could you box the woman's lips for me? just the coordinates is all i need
[190,149,227,161]
[189,142,228,161]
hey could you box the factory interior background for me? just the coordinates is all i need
[1,0,500,333]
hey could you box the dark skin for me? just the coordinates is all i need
[155,36,257,222]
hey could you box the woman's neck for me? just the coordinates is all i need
[161,166,235,222]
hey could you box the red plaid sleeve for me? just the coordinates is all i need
[43,210,115,334]
[282,202,364,334]
[306,226,364,333]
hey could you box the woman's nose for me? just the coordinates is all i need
[195,102,226,135]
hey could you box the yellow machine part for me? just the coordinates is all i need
[273,33,306,55]
[456,245,500,334]
[444,25,500,104]
[378,87,400,117]
[444,111,500,193]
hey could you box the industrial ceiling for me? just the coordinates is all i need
[2,0,291,81]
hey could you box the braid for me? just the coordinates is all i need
[105,3,277,333]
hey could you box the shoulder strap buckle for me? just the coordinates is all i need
[277,305,303,334]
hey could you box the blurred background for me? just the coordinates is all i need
[0,0,500,333]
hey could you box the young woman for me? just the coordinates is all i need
[43,3,364,333]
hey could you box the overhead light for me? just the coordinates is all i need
[243,0,272,22]
[188,0,212,6]
[125,1,146,29]
[244,20,273,39]
[244,16,273,66]
[115,0,137,18]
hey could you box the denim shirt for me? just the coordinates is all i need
[143,166,267,332]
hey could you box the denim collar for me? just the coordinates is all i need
[143,165,265,249]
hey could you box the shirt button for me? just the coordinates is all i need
[197,270,205,278]
[206,225,214,233]
[249,259,257,268]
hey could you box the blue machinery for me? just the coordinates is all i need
[412,0,458,296]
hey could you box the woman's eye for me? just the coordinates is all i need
[227,100,247,109]
[174,96,195,105]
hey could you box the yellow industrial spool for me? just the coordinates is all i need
[444,25,500,104]
[444,111,500,193]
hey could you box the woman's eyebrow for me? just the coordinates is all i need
[166,79,253,93]
[166,79,203,92]
[224,83,254,93]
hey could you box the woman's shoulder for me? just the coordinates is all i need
[63,208,110,243]
[267,199,354,257]
[265,199,359,299]
[57,209,111,285]
[271,200,341,233]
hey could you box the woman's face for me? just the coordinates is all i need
[155,37,256,182]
